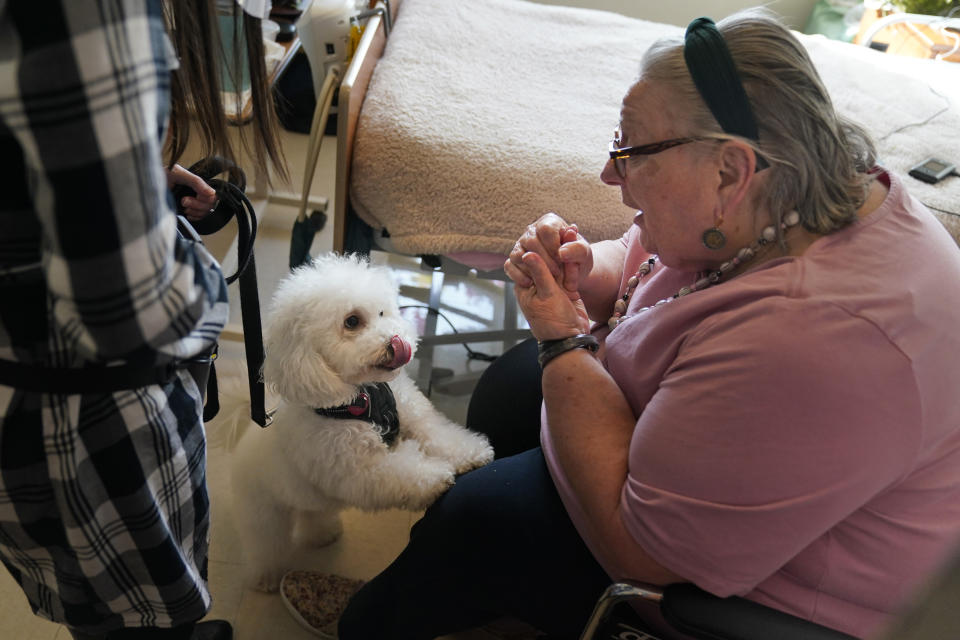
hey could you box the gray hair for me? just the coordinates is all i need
[638,8,876,237]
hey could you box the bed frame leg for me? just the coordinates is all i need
[416,268,445,395]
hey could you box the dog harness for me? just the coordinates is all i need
[314,382,400,445]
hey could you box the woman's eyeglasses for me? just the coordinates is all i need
[608,128,768,178]
[608,135,715,178]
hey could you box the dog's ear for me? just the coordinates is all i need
[262,318,352,406]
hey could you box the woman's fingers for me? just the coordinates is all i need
[504,256,533,287]
[515,251,590,340]
[509,214,585,290]
[510,215,568,277]
[521,251,560,297]
[558,228,590,295]
[181,198,213,220]
[168,165,217,219]
[562,258,581,295]
[533,226,564,279]
[170,165,214,195]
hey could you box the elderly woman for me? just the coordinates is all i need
[328,9,960,640]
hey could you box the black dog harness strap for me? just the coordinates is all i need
[314,382,400,446]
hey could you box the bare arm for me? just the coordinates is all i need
[515,251,685,584]
[542,347,684,584]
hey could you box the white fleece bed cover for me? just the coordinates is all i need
[349,0,960,271]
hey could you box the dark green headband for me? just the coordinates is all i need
[683,17,759,141]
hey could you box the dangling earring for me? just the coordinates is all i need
[702,212,726,250]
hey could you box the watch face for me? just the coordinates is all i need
[924,159,948,173]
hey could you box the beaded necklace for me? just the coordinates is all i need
[608,210,801,329]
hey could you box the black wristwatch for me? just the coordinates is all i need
[537,334,600,369]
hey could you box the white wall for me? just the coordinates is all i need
[527,0,819,30]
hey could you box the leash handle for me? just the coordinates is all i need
[173,158,269,428]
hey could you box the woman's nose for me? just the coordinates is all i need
[600,158,621,185]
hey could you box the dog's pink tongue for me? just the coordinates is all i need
[388,335,412,369]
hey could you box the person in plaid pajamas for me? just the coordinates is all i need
[0,1,285,638]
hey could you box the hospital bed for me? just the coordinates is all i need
[336,0,960,250]
[318,0,960,389]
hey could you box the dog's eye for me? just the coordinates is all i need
[344,315,361,329]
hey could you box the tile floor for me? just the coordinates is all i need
[0,125,531,639]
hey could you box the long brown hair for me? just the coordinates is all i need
[165,1,288,186]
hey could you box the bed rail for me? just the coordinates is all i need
[334,0,402,253]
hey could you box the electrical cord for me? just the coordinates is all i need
[873,83,959,216]
[877,84,951,143]
[928,203,960,217]
[399,304,499,362]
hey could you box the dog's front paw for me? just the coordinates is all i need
[402,460,456,510]
[458,432,495,474]
[418,428,495,475]
[435,430,494,475]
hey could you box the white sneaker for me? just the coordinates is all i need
[279,571,366,638]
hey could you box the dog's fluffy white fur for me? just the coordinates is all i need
[217,253,494,591]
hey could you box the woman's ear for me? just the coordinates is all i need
[716,139,757,211]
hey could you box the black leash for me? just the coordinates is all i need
[174,157,270,428]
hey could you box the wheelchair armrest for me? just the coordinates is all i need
[660,583,859,640]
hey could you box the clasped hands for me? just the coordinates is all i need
[504,212,593,341]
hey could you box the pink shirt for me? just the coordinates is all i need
[542,171,960,637]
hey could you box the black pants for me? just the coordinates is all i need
[465,337,543,458]
[338,448,611,639]
[339,440,610,640]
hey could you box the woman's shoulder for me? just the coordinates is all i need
[797,171,960,331]
[823,169,959,257]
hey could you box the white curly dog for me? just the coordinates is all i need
[219,253,494,591]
